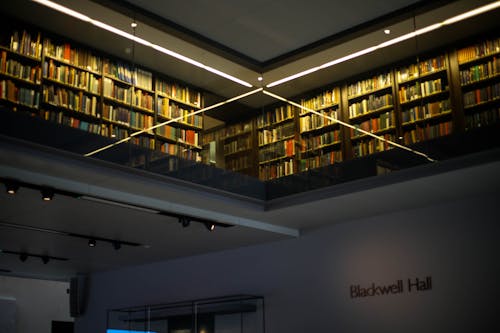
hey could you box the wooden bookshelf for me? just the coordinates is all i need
[457,36,500,131]
[0,24,204,159]
[258,104,298,180]
[396,53,453,145]
[347,71,396,158]
[298,86,343,172]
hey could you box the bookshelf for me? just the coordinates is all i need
[0,24,204,160]
[0,29,41,112]
[457,36,500,131]
[221,119,257,176]
[347,72,396,157]
[298,87,343,171]
[155,77,203,161]
[258,104,298,180]
[396,54,453,145]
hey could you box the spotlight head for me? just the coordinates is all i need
[88,239,96,247]
[41,187,54,201]
[113,241,121,250]
[205,222,215,232]
[42,256,50,264]
[19,253,28,262]
[4,180,20,195]
[179,216,191,228]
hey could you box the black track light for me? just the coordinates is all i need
[42,256,50,264]
[19,253,28,262]
[88,239,96,247]
[4,180,20,195]
[113,241,121,250]
[41,187,54,201]
[205,222,216,232]
[179,216,191,228]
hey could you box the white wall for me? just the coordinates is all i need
[0,276,73,333]
[76,192,500,333]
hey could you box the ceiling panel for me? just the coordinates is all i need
[121,0,422,62]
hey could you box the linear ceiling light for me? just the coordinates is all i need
[31,0,253,87]
[267,1,500,87]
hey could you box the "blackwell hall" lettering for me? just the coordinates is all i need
[350,276,432,298]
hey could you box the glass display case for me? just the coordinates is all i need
[107,295,265,333]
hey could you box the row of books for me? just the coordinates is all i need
[398,78,445,103]
[102,104,154,130]
[157,97,203,127]
[401,100,451,124]
[43,59,101,94]
[156,80,202,107]
[464,107,500,130]
[457,37,500,64]
[300,88,339,111]
[300,109,339,132]
[221,121,252,139]
[402,121,452,145]
[351,111,395,138]
[459,57,499,85]
[43,39,101,73]
[1,51,41,83]
[129,136,155,150]
[259,159,295,180]
[396,55,446,83]
[352,134,395,157]
[156,125,199,147]
[43,85,99,116]
[132,89,154,111]
[10,30,42,58]
[259,139,295,162]
[300,130,341,152]
[347,73,392,98]
[103,124,128,139]
[257,105,296,128]
[0,80,39,108]
[463,83,500,107]
[103,78,132,104]
[348,94,393,118]
[103,60,153,91]
[226,155,252,172]
[224,136,252,155]
[258,122,295,146]
[298,151,342,172]
[41,109,101,135]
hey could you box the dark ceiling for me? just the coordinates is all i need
[118,0,423,63]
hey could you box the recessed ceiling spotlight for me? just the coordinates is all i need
[130,22,137,28]
[41,187,54,201]
[205,223,216,232]
[88,239,97,247]
[384,29,391,35]
[258,76,263,81]
[4,180,19,195]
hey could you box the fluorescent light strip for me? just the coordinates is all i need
[267,1,500,87]
[31,0,253,87]
[84,88,263,156]
[262,90,436,162]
